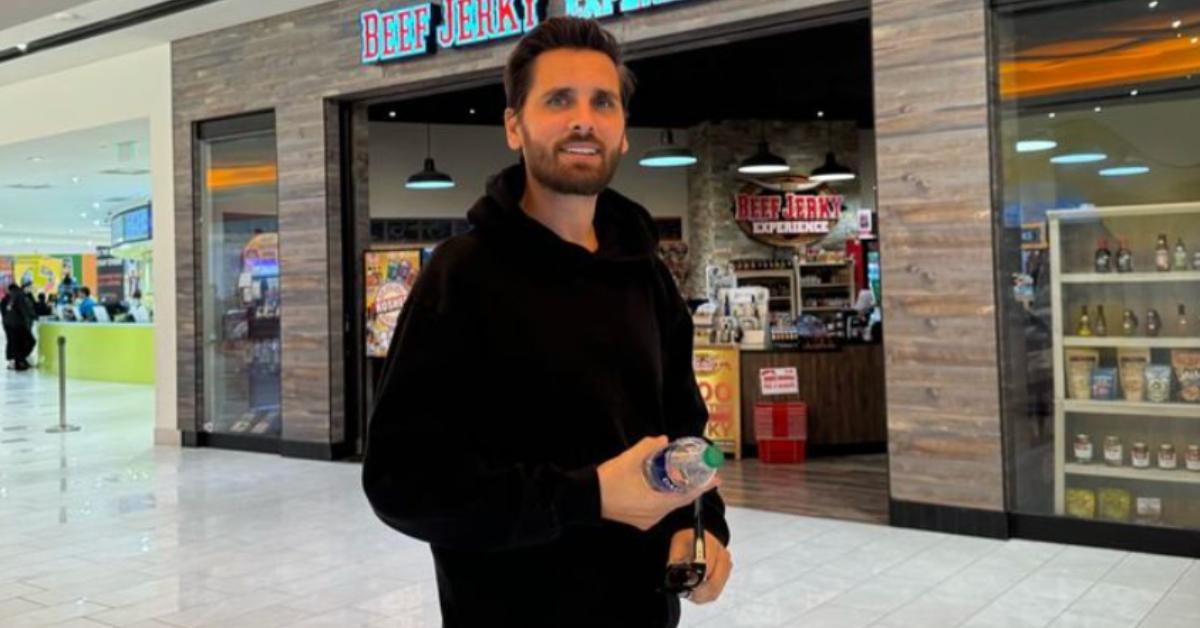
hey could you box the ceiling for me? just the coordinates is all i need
[0,1,91,32]
[0,0,334,86]
[369,19,875,128]
[0,119,150,254]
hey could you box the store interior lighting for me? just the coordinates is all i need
[809,120,856,183]
[1017,139,1058,152]
[405,124,455,190]
[1050,152,1108,164]
[1099,164,1151,176]
[639,129,697,168]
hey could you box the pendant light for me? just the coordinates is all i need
[405,124,455,190]
[809,119,856,183]
[639,129,697,168]
[738,122,789,175]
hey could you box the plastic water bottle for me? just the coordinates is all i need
[643,437,725,493]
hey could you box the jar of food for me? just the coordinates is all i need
[1159,444,1178,470]
[1131,442,1151,469]
[1187,445,1200,472]
[1074,434,1093,464]
[1105,436,1124,466]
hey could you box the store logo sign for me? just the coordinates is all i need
[564,0,694,18]
[360,0,541,64]
[361,0,697,64]
[730,177,845,248]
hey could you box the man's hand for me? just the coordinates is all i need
[597,436,720,531]
[668,529,731,604]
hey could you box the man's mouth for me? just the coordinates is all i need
[559,142,602,157]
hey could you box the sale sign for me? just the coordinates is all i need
[365,249,423,358]
[693,346,741,459]
[759,367,799,396]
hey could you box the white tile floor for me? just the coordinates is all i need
[0,370,1197,627]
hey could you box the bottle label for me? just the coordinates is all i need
[645,450,685,492]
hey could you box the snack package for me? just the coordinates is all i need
[1136,497,1163,525]
[1098,488,1133,522]
[1118,349,1151,402]
[1066,349,1100,400]
[1171,350,1200,403]
[1145,365,1173,403]
[1065,489,1096,519]
[1090,368,1118,400]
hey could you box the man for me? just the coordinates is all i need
[2,282,36,370]
[363,17,731,628]
[77,287,97,322]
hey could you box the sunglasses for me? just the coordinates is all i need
[662,498,707,596]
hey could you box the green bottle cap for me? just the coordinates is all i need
[703,445,726,469]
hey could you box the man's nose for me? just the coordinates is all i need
[569,104,597,136]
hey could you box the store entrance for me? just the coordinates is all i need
[342,18,888,523]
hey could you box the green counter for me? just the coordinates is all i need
[36,322,154,385]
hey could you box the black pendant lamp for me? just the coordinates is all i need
[405,124,455,190]
[809,120,856,183]
[737,122,789,175]
[639,129,697,168]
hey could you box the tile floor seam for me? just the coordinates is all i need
[954,543,1071,628]
[1041,550,1130,628]
[1134,559,1195,628]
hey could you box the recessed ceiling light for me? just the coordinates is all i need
[27,156,45,163]
[25,238,31,244]
[80,212,88,218]
[1094,106,1103,112]
[1130,89,1139,96]
[1048,112,1057,119]
[388,111,396,118]
[1172,19,1183,28]
[1099,165,1150,177]
[15,43,27,53]
[71,176,81,184]
[817,110,825,118]
[1051,152,1108,164]
[92,202,100,209]
[1017,140,1058,153]
[469,108,476,115]
[1149,0,1158,7]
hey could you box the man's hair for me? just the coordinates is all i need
[81,287,91,297]
[503,17,635,115]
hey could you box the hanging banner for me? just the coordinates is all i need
[693,346,741,459]
[731,176,845,248]
[14,256,66,295]
[97,256,127,303]
[365,249,423,358]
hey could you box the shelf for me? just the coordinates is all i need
[800,283,850,289]
[736,270,793,278]
[802,306,846,312]
[1065,463,1200,485]
[1060,271,1200,284]
[799,262,849,268]
[1047,202,1200,221]
[1064,336,1200,349]
[769,296,792,301]
[1062,399,1200,418]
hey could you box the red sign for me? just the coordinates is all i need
[730,176,845,247]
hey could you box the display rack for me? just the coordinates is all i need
[735,268,797,321]
[798,261,855,320]
[1049,202,1200,523]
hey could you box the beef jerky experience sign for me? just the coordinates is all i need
[732,177,845,248]
[360,0,697,64]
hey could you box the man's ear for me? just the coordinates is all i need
[504,108,522,151]
[620,131,629,155]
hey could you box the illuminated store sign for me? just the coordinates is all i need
[731,177,845,248]
[361,0,696,64]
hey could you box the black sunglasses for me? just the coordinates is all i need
[662,499,707,596]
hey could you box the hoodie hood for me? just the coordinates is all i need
[467,163,659,265]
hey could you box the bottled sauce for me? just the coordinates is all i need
[1122,309,1139,336]
[1094,238,1112,273]
[1156,234,1171,271]
[1174,238,1189,271]
[1179,304,1190,336]
[643,437,725,493]
[1077,306,1092,336]
[1147,309,1162,337]
[1074,434,1093,464]
[1094,305,1108,336]
[1116,238,1134,273]
[1104,436,1123,466]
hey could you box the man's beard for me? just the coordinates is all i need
[519,124,622,196]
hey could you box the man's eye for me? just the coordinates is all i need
[594,96,615,109]
[547,94,569,107]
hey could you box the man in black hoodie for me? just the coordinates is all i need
[362,17,732,628]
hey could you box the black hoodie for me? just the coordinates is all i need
[362,164,729,628]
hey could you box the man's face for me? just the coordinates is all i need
[505,48,629,196]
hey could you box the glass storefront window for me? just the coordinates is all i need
[994,0,1200,529]
[196,113,282,438]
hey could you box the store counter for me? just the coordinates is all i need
[36,322,154,385]
[739,344,886,454]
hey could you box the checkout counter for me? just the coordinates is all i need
[37,321,154,385]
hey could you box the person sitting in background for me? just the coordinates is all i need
[33,292,52,318]
[128,290,151,323]
[77,287,97,322]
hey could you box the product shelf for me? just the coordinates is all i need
[1060,271,1200,284]
[1061,399,1200,419]
[1065,463,1200,485]
[1047,202,1200,222]
[1063,336,1200,349]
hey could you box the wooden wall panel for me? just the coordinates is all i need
[872,0,1004,511]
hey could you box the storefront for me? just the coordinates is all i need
[170,0,1197,553]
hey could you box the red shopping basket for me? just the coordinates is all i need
[753,402,807,439]
[758,438,807,464]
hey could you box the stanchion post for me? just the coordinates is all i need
[46,335,81,433]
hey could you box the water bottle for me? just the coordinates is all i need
[643,437,725,493]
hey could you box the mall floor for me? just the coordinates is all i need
[0,371,1198,628]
